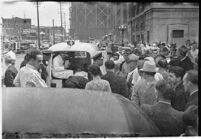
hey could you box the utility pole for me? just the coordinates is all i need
[60,2,63,42]
[64,12,66,41]
[52,19,55,45]
[37,1,40,48]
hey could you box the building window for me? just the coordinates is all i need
[172,30,184,38]
[140,22,145,31]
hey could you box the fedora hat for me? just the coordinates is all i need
[145,57,155,64]
[140,61,157,73]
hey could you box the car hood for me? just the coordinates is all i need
[2,88,160,137]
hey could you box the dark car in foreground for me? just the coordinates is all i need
[2,88,161,138]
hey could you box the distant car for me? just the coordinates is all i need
[2,88,161,138]
[41,42,50,50]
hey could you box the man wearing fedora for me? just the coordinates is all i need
[131,60,158,106]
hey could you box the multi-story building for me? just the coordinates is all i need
[2,17,66,50]
[2,17,31,42]
[128,3,199,46]
[69,2,116,41]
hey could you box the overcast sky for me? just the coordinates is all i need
[0,0,70,31]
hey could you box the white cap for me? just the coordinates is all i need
[4,51,16,60]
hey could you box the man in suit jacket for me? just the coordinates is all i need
[182,70,198,109]
[3,53,18,87]
[169,45,193,73]
[102,60,129,99]
[141,80,186,136]
[168,66,189,111]
[182,70,198,136]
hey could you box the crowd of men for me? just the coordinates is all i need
[1,40,199,136]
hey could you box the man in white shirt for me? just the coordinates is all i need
[14,50,47,87]
[127,59,144,88]
[111,52,124,65]
[52,53,73,79]
[127,57,163,92]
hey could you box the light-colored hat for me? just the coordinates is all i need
[4,51,16,61]
[145,57,155,64]
[140,61,157,73]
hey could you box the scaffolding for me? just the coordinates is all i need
[69,2,115,41]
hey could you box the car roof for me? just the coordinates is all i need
[48,42,99,57]
[3,88,160,136]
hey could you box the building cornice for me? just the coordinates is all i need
[131,7,199,22]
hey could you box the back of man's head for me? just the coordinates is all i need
[169,66,185,79]
[105,60,115,70]
[29,50,42,61]
[24,53,30,61]
[178,45,188,57]
[155,80,173,100]
[157,59,168,68]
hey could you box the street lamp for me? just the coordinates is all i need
[118,24,127,47]
[108,33,112,42]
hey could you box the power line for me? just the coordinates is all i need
[36,0,40,48]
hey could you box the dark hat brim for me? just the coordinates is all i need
[92,52,102,60]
